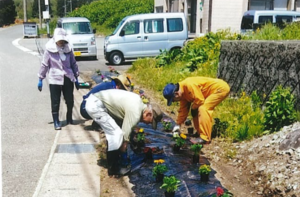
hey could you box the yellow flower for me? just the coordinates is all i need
[139,128,144,133]
[154,159,165,164]
[180,133,187,139]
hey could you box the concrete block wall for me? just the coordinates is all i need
[218,40,300,107]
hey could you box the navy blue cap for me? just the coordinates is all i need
[163,83,176,106]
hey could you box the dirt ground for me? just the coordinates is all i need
[80,71,300,197]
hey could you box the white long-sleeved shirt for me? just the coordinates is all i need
[93,89,147,141]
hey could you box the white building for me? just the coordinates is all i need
[154,0,300,36]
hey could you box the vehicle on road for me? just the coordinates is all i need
[57,17,97,59]
[241,10,300,33]
[104,12,188,65]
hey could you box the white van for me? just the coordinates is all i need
[57,17,97,59]
[104,12,188,65]
[241,10,300,33]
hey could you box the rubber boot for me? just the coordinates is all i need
[119,151,131,176]
[52,113,61,130]
[106,150,120,176]
[66,110,73,125]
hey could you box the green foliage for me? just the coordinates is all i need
[137,132,145,142]
[152,164,168,177]
[156,49,182,67]
[0,0,17,27]
[263,85,297,133]
[214,92,264,142]
[162,118,172,130]
[199,164,211,175]
[160,175,180,193]
[212,118,229,138]
[173,133,187,147]
[190,144,203,155]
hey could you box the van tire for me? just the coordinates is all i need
[109,51,124,65]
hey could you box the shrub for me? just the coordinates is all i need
[263,85,297,133]
[160,175,180,193]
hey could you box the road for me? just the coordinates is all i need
[0,24,131,197]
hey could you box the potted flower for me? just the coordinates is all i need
[211,187,233,197]
[190,144,203,164]
[137,128,145,147]
[172,133,187,152]
[199,164,211,182]
[130,127,145,154]
[162,118,172,132]
[160,175,180,197]
[152,159,168,182]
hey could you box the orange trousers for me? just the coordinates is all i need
[192,82,230,142]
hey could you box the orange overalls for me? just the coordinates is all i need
[176,77,230,142]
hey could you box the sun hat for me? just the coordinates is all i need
[163,83,177,106]
[111,74,131,90]
[150,103,163,130]
[53,28,69,43]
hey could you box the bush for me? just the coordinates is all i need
[263,85,297,133]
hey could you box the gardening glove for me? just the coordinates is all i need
[191,108,198,118]
[37,79,43,92]
[75,79,80,90]
[185,119,192,126]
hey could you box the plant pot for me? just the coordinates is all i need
[192,154,200,164]
[173,145,181,152]
[164,191,175,197]
[188,127,194,135]
[155,173,164,183]
[145,148,153,160]
[200,173,209,182]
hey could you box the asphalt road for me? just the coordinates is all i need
[0,24,131,197]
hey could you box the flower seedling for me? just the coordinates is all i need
[152,159,168,177]
[137,128,145,142]
[211,187,233,197]
[162,118,172,131]
[160,175,180,193]
[190,144,203,155]
[173,133,187,147]
[199,164,211,175]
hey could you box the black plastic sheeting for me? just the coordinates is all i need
[127,120,226,197]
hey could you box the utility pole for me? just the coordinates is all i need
[23,0,27,22]
[64,0,67,16]
[38,0,42,29]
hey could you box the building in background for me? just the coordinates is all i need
[154,0,300,36]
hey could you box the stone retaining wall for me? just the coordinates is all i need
[218,40,300,107]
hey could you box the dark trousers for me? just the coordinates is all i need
[50,76,74,113]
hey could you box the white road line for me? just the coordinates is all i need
[12,38,40,56]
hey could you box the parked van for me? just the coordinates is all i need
[104,12,188,65]
[57,17,97,59]
[241,10,300,33]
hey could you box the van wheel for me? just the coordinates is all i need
[109,51,124,65]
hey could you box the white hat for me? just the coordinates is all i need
[53,28,69,43]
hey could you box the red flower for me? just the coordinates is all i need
[216,187,224,196]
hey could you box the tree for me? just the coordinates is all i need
[0,0,17,27]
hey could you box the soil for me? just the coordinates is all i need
[80,71,300,197]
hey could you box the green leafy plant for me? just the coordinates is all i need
[212,187,233,197]
[263,85,297,133]
[137,128,145,142]
[199,164,211,175]
[212,118,229,138]
[190,144,203,155]
[160,175,180,193]
[152,159,168,177]
[173,133,187,147]
[162,118,172,130]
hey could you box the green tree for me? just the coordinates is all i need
[0,0,17,27]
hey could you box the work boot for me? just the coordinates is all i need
[190,137,210,145]
[106,150,120,176]
[66,111,73,125]
[52,113,61,130]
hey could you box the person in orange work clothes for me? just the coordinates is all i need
[163,77,230,144]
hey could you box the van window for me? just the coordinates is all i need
[167,18,183,32]
[63,22,92,34]
[144,19,164,33]
[122,20,140,35]
[258,16,273,24]
[241,15,254,29]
